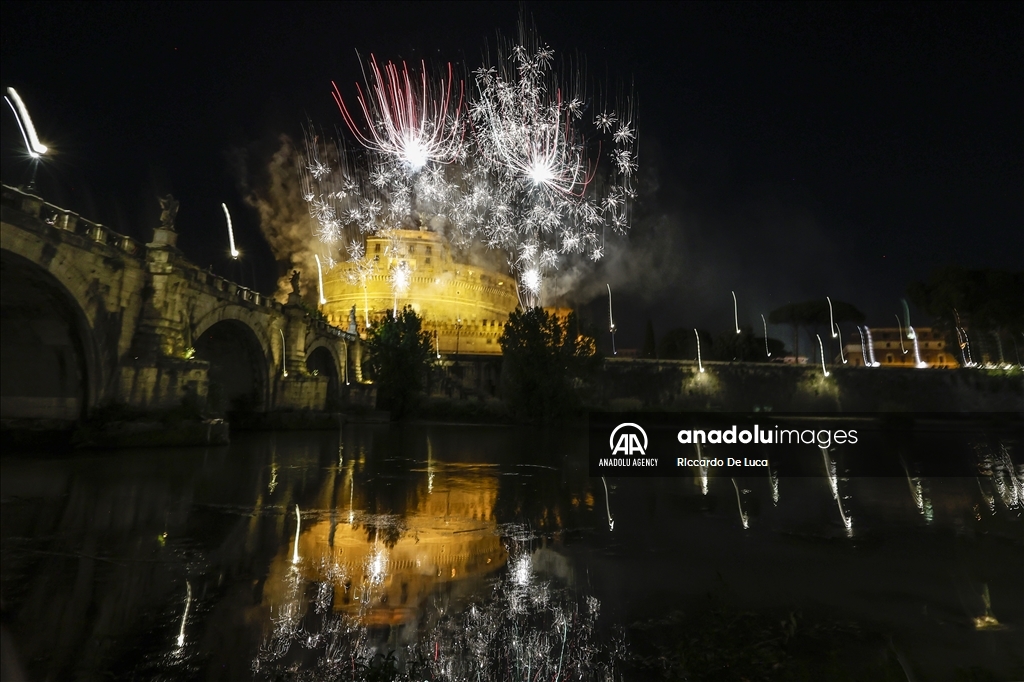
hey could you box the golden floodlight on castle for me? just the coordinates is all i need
[321,228,519,356]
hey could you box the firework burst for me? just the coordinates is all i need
[302,26,637,312]
[333,56,465,174]
[467,30,637,306]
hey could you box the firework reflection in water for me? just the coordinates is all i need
[425,529,612,681]
[251,525,616,681]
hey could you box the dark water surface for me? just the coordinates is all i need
[1,424,1022,681]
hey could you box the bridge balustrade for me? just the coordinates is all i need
[27,194,145,258]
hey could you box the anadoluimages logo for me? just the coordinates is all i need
[609,422,648,456]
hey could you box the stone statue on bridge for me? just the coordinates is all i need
[348,305,358,335]
[158,194,179,229]
[287,269,303,306]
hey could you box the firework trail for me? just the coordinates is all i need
[607,283,617,355]
[732,291,740,334]
[221,203,239,258]
[314,254,328,305]
[761,314,771,358]
[895,314,908,355]
[816,333,830,377]
[4,87,47,157]
[827,296,837,338]
[695,328,705,373]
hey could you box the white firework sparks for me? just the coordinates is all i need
[299,27,637,313]
[333,56,465,173]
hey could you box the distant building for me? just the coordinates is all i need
[843,327,957,368]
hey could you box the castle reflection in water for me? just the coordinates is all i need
[260,457,506,630]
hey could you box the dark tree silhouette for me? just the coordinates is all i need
[642,319,657,359]
[365,307,433,419]
[499,307,596,422]
[769,300,864,358]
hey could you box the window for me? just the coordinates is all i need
[425,257,431,265]
[374,243,381,254]
[426,246,432,256]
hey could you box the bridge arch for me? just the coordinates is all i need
[192,307,272,414]
[305,339,345,410]
[0,249,101,422]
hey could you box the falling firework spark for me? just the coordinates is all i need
[863,326,880,366]
[909,326,927,367]
[902,299,915,339]
[314,254,327,305]
[732,291,741,334]
[279,329,288,377]
[607,283,617,355]
[895,314,908,355]
[222,203,239,259]
[695,328,705,373]
[761,314,771,358]
[816,333,830,377]
[827,294,835,337]
[4,87,47,157]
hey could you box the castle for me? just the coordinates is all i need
[321,228,519,356]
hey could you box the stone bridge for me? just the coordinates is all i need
[1,184,364,426]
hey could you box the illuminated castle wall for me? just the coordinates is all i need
[322,229,519,356]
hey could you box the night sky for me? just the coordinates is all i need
[2,2,1021,349]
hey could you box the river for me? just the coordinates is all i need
[1,422,1021,681]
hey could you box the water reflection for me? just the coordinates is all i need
[0,423,1021,680]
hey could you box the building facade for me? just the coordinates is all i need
[843,327,957,368]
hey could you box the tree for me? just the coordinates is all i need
[768,300,864,359]
[908,267,1024,364]
[908,267,1024,333]
[365,307,433,419]
[713,326,784,362]
[499,307,597,422]
[659,327,714,361]
[642,319,657,358]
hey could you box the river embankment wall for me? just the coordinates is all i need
[591,359,1023,413]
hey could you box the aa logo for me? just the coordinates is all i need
[609,423,648,456]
